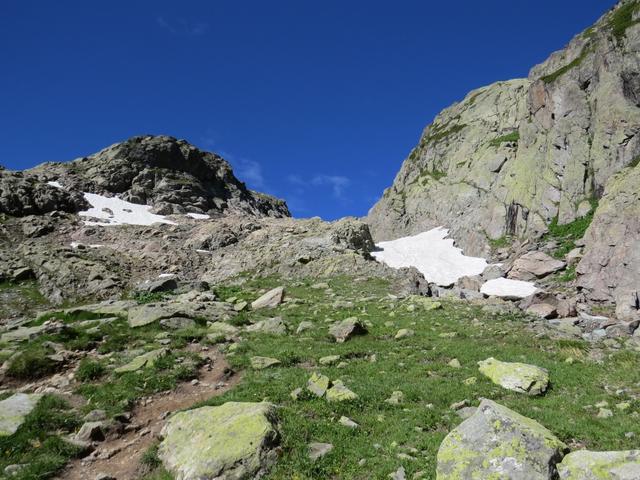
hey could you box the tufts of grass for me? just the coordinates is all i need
[608,1,640,42]
[545,198,598,258]
[541,45,593,84]
[556,265,577,283]
[489,131,520,147]
[190,275,640,479]
[75,358,106,382]
[75,351,200,416]
[0,395,81,480]
[488,235,513,250]
[141,442,162,470]
[133,291,171,305]
[6,345,59,380]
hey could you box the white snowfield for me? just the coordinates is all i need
[480,277,538,299]
[372,228,537,299]
[80,193,177,226]
[372,228,488,287]
[47,181,63,189]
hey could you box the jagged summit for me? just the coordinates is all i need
[2,135,290,218]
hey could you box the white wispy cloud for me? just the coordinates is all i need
[156,16,208,36]
[286,174,352,199]
[311,175,351,198]
[234,159,266,190]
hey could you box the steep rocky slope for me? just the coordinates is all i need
[0,136,419,311]
[368,0,640,313]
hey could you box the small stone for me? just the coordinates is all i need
[326,380,358,402]
[75,421,106,442]
[308,442,333,461]
[290,387,303,401]
[338,416,359,429]
[448,358,461,368]
[296,321,314,334]
[450,399,469,411]
[84,410,107,422]
[385,391,405,405]
[307,372,330,397]
[250,356,281,370]
[389,466,406,480]
[329,317,367,343]
[233,301,248,312]
[617,402,631,411]
[597,408,613,418]
[319,355,341,366]
[251,286,285,309]
[395,328,415,340]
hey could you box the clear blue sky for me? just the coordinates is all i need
[0,0,614,219]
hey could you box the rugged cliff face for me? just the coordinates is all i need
[12,135,290,218]
[368,0,640,254]
[367,0,640,311]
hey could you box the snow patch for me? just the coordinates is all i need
[371,228,488,286]
[158,273,175,278]
[47,181,64,189]
[186,213,210,220]
[80,193,176,227]
[480,277,538,299]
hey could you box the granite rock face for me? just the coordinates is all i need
[577,162,640,319]
[367,1,640,309]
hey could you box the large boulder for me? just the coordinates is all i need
[436,399,567,479]
[557,450,640,479]
[478,357,549,395]
[0,393,42,437]
[251,287,285,310]
[159,402,280,480]
[508,251,566,281]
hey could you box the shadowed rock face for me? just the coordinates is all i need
[5,135,290,218]
[368,1,640,253]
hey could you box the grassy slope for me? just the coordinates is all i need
[2,276,640,479]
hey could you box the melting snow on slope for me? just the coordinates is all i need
[371,227,488,286]
[480,277,538,298]
[80,193,177,226]
[186,213,210,220]
[372,227,537,298]
[47,181,175,226]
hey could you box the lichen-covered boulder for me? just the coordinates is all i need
[159,402,280,480]
[557,450,640,479]
[325,380,358,402]
[0,393,42,437]
[307,372,330,397]
[436,399,567,479]
[478,357,549,395]
[114,348,167,373]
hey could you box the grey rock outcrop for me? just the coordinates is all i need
[367,0,640,295]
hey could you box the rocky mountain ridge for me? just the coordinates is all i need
[2,135,290,219]
[367,0,640,318]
